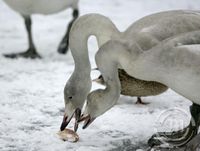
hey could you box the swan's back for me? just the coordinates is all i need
[3,0,78,15]
[126,10,200,33]
[124,10,200,50]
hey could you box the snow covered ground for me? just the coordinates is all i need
[0,0,200,151]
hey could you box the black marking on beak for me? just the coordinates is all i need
[60,115,69,131]
[60,108,82,132]
[74,108,81,132]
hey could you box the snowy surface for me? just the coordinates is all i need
[0,0,200,151]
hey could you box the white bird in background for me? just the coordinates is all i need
[3,0,79,58]
[61,10,200,149]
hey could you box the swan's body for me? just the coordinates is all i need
[132,33,200,104]
[61,10,200,133]
[3,0,78,15]
[3,0,79,58]
[95,69,168,104]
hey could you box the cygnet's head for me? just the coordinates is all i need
[79,88,119,129]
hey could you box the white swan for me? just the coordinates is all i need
[3,0,79,58]
[60,10,200,135]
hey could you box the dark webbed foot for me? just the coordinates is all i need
[135,97,149,105]
[148,125,198,148]
[184,133,200,151]
[148,103,200,148]
[150,133,200,151]
[4,16,41,59]
[4,49,41,59]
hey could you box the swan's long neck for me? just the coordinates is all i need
[69,14,119,76]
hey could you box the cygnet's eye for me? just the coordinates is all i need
[68,96,73,99]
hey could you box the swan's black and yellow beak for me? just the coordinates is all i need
[60,108,81,132]
[78,114,96,129]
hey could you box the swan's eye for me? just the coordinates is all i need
[68,96,73,99]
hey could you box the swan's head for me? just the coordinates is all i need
[60,75,91,131]
[79,87,119,129]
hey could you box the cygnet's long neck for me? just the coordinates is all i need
[69,14,119,76]
[95,41,132,110]
[101,66,121,110]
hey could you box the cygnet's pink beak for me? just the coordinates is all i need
[78,114,96,129]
